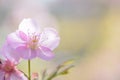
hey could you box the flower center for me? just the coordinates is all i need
[27,33,40,50]
[4,66,13,72]
[3,62,14,72]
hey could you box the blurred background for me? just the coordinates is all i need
[0,0,120,80]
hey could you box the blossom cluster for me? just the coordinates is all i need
[0,18,60,80]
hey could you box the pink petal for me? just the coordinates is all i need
[4,75,11,80]
[1,43,20,63]
[30,49,37,59]
[18,18,39,35]
[7,32,25,49]
[40,28,60,50]
[0,70,5,80]
[10,70,28,80]
[15,46,31,59]
[37,46,54,60]
[0,49,7,61]
[19,31,28,41]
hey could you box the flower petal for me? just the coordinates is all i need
[40,28,60,50]
[18,18,39,34]
[10,70,28,80]
[19,31,28,41]
[37,46,54,60]
[1,44,20,64]
[7,32,25,49]
[30,49,37,59]
[15,46,32,59]
[0,70,5,80]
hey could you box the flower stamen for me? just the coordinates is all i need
[27,33,40,50]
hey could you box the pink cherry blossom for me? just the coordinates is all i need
[0,55,28,80]
[6,18,60,60]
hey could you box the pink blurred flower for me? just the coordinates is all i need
[32,72,39,80]
[0,55,28,80]
[6,18,60,60]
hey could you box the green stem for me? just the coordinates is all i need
[28,60,31,80]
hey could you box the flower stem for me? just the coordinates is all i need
[28,60,31,80]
